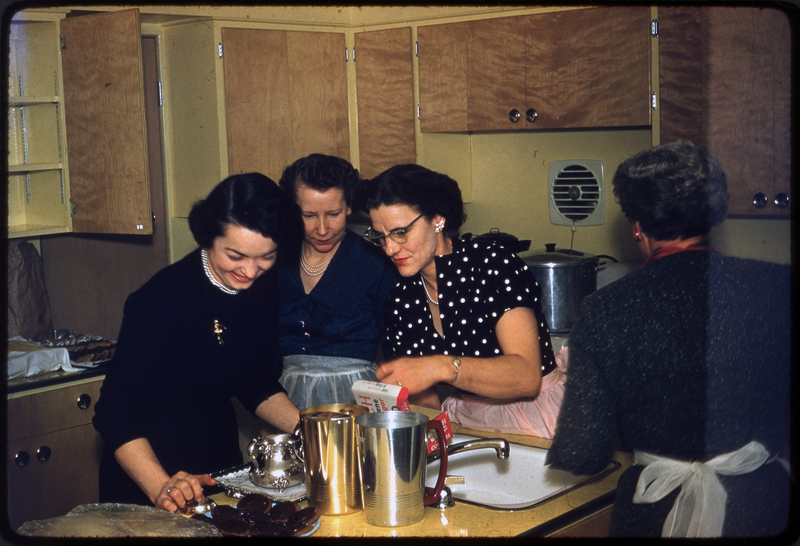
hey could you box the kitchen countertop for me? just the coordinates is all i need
[209,406,632,538]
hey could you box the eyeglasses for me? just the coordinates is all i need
[364,214,424,247]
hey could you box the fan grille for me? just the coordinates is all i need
[551,165,600,222]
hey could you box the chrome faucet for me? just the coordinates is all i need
[427,437,511,510]
[427,437,510,465]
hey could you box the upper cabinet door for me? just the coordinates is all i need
[418,7,650,133]
[659,7,791,217]
[466,17,527,131]
[417,22,469,132]
[525,6,651,129]
[354,27,416,178]
[223,28,349,181]
[61,9,152,234]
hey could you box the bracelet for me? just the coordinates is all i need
[450,356,461,385]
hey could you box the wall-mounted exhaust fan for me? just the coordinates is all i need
[548,160,605,226]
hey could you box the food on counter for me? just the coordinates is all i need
[200,495,318,537]
[43,334,116,363]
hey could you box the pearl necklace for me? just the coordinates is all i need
[300,248,334,277]
[201,249,239,295]
[421,276,439,306]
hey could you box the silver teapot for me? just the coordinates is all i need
[246,433,304,491]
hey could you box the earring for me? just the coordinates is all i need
[434,220,444,233]
[634,231,642,242]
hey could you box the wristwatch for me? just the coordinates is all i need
[451,356,461,385]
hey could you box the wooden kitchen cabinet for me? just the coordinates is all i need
[6,379,104,530]
[222,27,350,181]
[418,6,651,132]
[7,8,153,238]
[354,27,416,178]
[658,7,791,217]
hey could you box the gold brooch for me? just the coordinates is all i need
[213,319,226,345]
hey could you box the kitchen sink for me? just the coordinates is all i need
[426,434,619,510]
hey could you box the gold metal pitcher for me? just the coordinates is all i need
[296,404,369,515]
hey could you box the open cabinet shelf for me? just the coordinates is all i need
[7,12,72,238]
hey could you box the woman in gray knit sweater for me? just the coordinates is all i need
[546,140,791,538]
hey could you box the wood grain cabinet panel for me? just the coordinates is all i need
[7,380,104,530]
[60,9,152,235]
[659,7,791,216]
[526,7,650,129]
[223,28,349,182]
[354,27,416,178]
[418,7,650,133]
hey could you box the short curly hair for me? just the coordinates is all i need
[279,153,360,206]
[355,164,465,239]
[188,172,303,257]
[612,140,729,241]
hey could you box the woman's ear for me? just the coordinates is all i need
[632,221,644,242]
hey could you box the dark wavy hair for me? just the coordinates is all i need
[355,164,465,239]
[188,173,303,261]
[612,140,729,241]
[279,153,360,206]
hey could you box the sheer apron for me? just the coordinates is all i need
[440,346,568,439]
[279,354,377,410]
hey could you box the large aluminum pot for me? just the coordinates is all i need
[523,244,599,333]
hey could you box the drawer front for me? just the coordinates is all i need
[7,379,103,442]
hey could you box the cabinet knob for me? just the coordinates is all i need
[525,108,538,123]
[36,446,51,463]
[752,192,768,208]
[15,451,30,467]
[508,109,521,123]
[774,192,789,209]
[77,393,92,410]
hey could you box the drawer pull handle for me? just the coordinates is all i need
[37,446,51,463]
[753,192,768,208]
[77,394,92,410]
[15,451,30,467]
[774,192,789,209]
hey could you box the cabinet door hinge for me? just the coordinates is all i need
[158,81,163,108]
[651,92,658,110]
[60,36,66,50]
[415,41,418,56]
[218,43,223,58]
[651,19,659,38]
[417,103,420,120]
[70,201,77,216]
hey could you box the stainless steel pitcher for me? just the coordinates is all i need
[355,411,448,527]
[297,404,369,515]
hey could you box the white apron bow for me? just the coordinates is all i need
[632,441,770,538]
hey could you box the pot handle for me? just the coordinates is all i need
[594,254,619,263]
[423,418,448,507]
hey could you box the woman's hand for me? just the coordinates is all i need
[156,471,217,512]
[375,355,449,395]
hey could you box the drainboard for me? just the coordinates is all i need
[426,434,620,510]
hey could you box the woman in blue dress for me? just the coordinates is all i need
[277,154,398,409]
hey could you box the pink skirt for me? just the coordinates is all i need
[440,346,568,439]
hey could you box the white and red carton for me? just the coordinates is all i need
[351,380,453,454]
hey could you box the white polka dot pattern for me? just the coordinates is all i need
[383,239,557,375]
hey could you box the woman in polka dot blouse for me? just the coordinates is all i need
[357,164,566,438]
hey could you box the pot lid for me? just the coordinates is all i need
[524,243,598,267]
